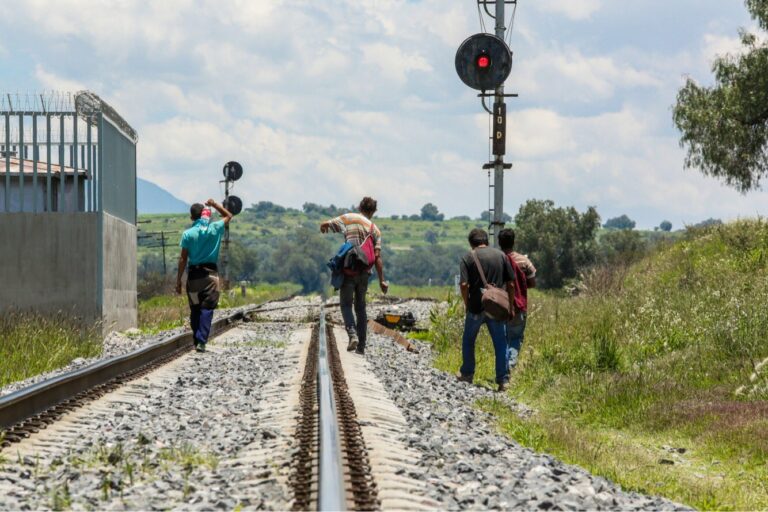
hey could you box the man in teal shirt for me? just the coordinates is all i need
[176,198,233,352]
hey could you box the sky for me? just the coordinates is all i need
[0,0,763,228]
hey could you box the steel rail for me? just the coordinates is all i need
[0,304,266,432]
[317,307,347,511]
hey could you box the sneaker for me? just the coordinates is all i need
[497,382,508,392]
[347,331,357,352]
[456,372,473,384]
[195,342,206,353]
[354,348,365,355]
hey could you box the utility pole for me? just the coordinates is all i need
[138,230,175,275]
[160,231,167,275]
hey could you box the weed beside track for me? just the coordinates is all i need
[0,313,101,388]
[428,219,768,510]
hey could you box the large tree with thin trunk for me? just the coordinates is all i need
[673,0,768,192]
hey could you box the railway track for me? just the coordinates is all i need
[0,296,679,511]
[0,303,385,510]
[291,308,378,511]
[0,304,266,445]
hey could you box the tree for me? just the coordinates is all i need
[603,214,636,230]
[673,0,768,192]
[514,200,601,289]
[692,217,723,229]
[420,203,445,221]
[424,230,439,245]
[385,244,466,286]
[271,227,334,293]
[659,220,673,232]
[599,230,647,266]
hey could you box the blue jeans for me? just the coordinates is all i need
[190,306,214,346]
[460,312,509,384]
[507,312,527,371]
[340,273,369,349]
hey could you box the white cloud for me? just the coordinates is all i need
[702,33,745,61]
[13,0,191,56]
[34,65,90,92]
[361,43,433,85]
[514,48,661,101]
[8,0,768,228]
[536,0,602,21]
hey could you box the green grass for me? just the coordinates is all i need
[138,282,301,332]
[0,313,101,388]
[428,219,768,510]
[385,284,453,300]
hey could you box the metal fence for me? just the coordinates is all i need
[0,91,137,224]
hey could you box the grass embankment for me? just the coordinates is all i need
[0,313,101,388]
[138,282,301,332]
[428,220,768,510]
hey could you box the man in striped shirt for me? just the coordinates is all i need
[321,197,388,355]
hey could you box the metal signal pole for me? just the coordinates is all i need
[492,0,506,247]
[222,178,230,288]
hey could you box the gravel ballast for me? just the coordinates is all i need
[1,298,690,510]
[360,326,689,510]
[0,321,302,510]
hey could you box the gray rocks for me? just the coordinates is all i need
[0,320,298,510]
[361,320,689,510]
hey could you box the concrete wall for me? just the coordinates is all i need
[102,212,137,332]
[0,213,100,321]
[0,212,137,334]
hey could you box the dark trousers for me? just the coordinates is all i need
[190,306,215,345]
[186,264,220,346]
[340,273,369,349]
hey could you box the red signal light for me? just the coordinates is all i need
[477,55,490,69]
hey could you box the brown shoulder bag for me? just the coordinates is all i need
[471,250,511,321]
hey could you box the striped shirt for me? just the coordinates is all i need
[327,213,382,251]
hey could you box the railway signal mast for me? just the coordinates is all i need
[456,0,518,246]
[220,161,244,289]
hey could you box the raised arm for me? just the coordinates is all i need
[206,198,233,225]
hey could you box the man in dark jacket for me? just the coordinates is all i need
[458,228,515,391]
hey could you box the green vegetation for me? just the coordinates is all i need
[429,220,768,510]
[386,284,453,300]
[56,436,218,504]
[674,0,768,192]
[0,313,101,388]
[139,200,680,294]
[514,199,602,288]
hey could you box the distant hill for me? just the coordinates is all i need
[137,178,188,214]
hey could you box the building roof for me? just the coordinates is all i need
[0,157,88,178]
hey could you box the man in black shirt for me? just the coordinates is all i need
[458,228,516,391]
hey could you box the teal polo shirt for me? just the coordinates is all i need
[180,219,226,266]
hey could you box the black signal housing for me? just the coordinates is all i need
[455,34,513,90]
